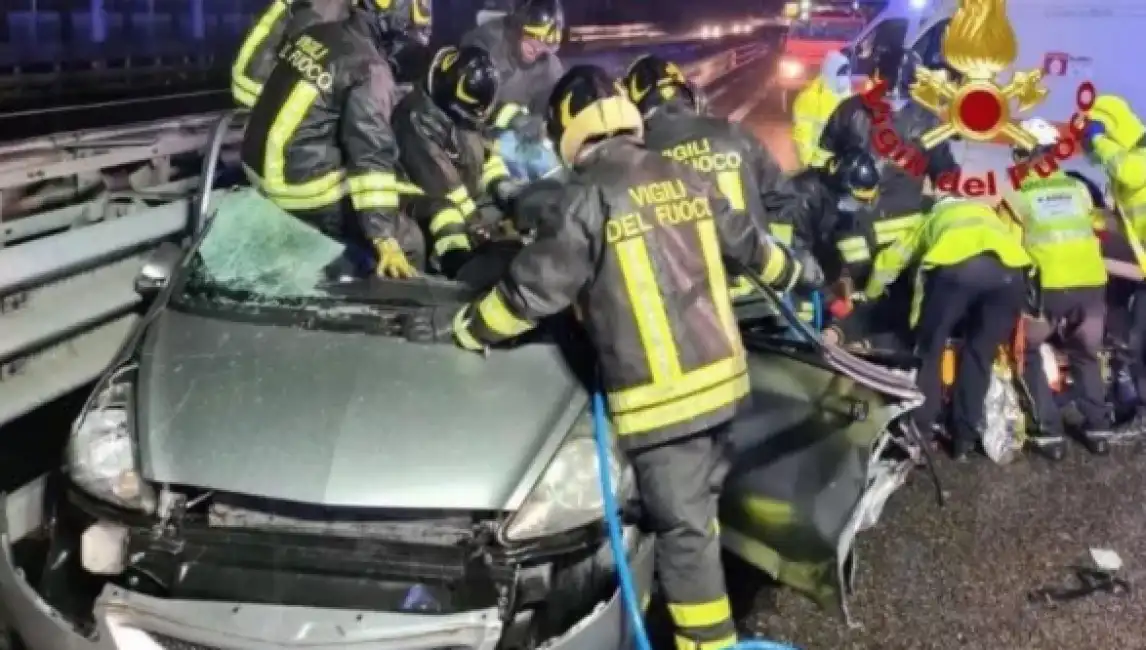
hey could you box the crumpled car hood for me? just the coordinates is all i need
[136,309,586,511]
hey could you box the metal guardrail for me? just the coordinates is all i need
[0,41,769,428]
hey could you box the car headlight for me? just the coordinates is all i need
[502,413,635,542]
[779,58,805,79]
[66,365,155,512]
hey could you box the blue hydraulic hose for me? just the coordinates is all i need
[591,392,799,650]
[811,290,823,332]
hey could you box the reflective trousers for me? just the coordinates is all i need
[629,423,738,650]
[912,255,1026,442]
[1022,287,1109,432]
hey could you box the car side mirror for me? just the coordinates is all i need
[134,241,183,297]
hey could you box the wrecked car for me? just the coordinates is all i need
[0,188,926,650]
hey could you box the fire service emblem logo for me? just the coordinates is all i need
[909,0,1047,150]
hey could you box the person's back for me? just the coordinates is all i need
[242,18,384,211]
[460,0,565,115]
[231,0,352,108]
[622,56,785,235]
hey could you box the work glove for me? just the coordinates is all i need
[373,238,418,279]
[451,305,488,354]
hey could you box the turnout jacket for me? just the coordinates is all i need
[464,138,800,449]
[231,0,351,107]
[819,93,956,218]
[460,16,564,116]
[391,86,511,257]
[642,104,787,240]
[241,11,406,241]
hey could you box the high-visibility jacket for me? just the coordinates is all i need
[791,76,844,168]
[865,198,1032,325]
[1093,136,1146,272]
[1000,172,1107,290]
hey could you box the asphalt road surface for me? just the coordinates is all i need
[4,56,1146,650]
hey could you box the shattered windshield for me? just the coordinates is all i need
[178,189,347,305]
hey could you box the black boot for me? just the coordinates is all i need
[950,437,974,461]
[1026,430,1067,461]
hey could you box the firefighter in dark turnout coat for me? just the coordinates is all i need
[461,0,565,117]
[231,0,353,108]
[241,2,431,278]
[392,45,514,276]
[451,65,816,650]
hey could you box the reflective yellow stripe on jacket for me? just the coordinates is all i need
[608,219,749,436]
[231,0,289,107]
[250,82,400,212]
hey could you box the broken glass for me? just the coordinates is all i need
[194,188,345,300]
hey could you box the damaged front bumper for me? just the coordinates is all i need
[1,476,655,650]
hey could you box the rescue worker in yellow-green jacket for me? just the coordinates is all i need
[790,50,851,169]
[450,65,817,650]
[1082,94,1146,439]
[231,0,355,108]
[999,119,1112,459]
[865,197,1032,459]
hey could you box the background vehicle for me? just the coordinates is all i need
[773,6,867,111]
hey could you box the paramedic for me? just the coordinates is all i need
[1082,94,1146,440]
[865,197,1031,459]
[1000,118,1112,458]
[791,50,852,169]
[452,65,818,650]
[231,0,353,108]
[241,0,424,278]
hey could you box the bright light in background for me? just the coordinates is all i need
[909,0,927,9]
[779,58,805,79]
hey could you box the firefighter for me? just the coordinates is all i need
[622,54,786,232]
[818,45,960,219]
[450,65,816,650]
[791,49,852,169]
[231,0,353,108]
[865,197,1032,459]
[1082,94,1146,440]
[391,45,516,277]
[789,149,916,351]
[461,0,565,117]
[241,0,430,279]
[999,118,1111,458]
[619,54,815,313]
